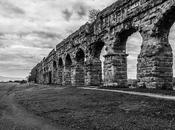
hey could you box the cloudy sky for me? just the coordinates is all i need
[0,0,174,80]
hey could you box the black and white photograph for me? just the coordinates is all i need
[0,0,175,129]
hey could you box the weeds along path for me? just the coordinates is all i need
[0,83,66,130]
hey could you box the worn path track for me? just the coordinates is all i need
[0,84,67,130]
[81,87,175,101]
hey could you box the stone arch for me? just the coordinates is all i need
[91,40,105,59]
[157,6,175,89]
[64,54,72,86]
[65,54,72,67]
[52,60,57,84]
[75,48,85,63]
[137,6,175,89]
[58,57,64,85]
[154,6,175,37]
[58,57,64,67]
[53,61,57,69]
[73,48,86,86]
[106,27,143,87]
[86,40,105,86]
[116,28,138,52]
[126,32,142,82]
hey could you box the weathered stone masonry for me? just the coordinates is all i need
[30,0,175,89]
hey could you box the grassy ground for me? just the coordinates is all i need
[15,85,175,130]
[0,83,63,130]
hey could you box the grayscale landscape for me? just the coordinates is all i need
[0,0,175,129]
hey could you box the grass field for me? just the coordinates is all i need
[14,85,175,130]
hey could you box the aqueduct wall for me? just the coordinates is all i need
[30,0,175,89]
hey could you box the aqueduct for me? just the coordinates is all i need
[31,0,175,89]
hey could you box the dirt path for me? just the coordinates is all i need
[81,87,175,101]
[0,84,68,130]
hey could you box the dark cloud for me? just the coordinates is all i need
[18,31,62,40]
[0,42,7,48]
[62,2,89,21]
[73,2,89,18]
[23,31,62,49]
[62,9,73,21]
[76,4,88,18]
[0,31,63,49]
[0,1,25,17]
[31,31,62,39]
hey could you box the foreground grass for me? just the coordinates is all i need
[15,86,175,130]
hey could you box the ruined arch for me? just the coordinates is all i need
[75,48,85,63]
[126,32,142,81]
[87,40,105,86]
[110,27,143,87]
[155,6,175,37]
[58,57,63,67]
[58,57,64,85]
[137,6,175,89]
[158,6,175,89]
[91,40,105,59]
[64,54,72,86]
[74,48,85,86]
[117,28,138,52]
[52,60,57,84]
[53,61,57,69]
[65,54,72,67]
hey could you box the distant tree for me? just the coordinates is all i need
[88,9,100,23]
[20,80,27,84]
[14,80,20,83]
[27,67,37,83]
[28,74,36,82]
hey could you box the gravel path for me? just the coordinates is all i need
[81,87,175,101]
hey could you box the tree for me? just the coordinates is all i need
[88,9,100,23]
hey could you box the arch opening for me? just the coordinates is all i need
[126,32,142,80]
[53,61,57,69]
[58,58,63,67]
[74,49,85,86]
[65,54,72,67]
[58,57,64,85]
[100,46,107,82]
[52,61,57,84]
[76,49,85,64]
[156,6,175,37]
[89,41,105,85]
[116,29,142,87]
[64,54,72,86]
[117,28,137,52]
[92,41,105,59]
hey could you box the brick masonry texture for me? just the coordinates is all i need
[30,0,175,89]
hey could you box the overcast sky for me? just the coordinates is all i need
[0,0,174,80]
